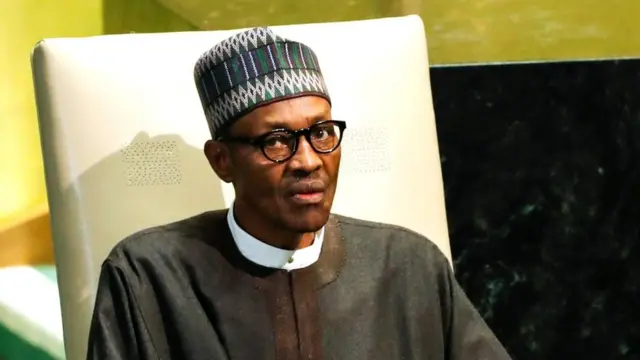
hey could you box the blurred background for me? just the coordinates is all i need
[1,0,639,359]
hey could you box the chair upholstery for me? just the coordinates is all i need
[31,15,450,360]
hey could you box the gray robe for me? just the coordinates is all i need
[87,210,511,360]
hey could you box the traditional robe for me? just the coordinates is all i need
[87,210,511,360]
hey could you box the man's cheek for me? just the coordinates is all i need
[252,176,277,198]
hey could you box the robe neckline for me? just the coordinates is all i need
[207,209,346,290]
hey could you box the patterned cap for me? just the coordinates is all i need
[194,27,331,138]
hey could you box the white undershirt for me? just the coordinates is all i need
[226,204,325,271]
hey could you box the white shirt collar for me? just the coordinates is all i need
[226,204,325,271]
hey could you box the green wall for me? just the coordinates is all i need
[158,0,640,64]
[420,0,640,64]
[103,0,195,34]
[0,0,102,220]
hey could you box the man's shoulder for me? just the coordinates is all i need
[332,214,450,267]
[105,209,228,266]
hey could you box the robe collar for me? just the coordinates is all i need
[226,203,326,271]
[210,209,345,289]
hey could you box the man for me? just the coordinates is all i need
[87,27,511,360]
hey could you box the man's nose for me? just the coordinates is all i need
[288,137,322,173]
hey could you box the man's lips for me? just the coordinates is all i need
[287,180,326,205]
[291,192,324,204]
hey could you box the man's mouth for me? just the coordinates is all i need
[288,181,326,205]
[291,191,325,204]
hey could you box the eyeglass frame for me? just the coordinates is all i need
[216,120,347,163]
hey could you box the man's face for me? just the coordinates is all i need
[207,96,341,234]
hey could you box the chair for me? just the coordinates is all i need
[31,15,450,360]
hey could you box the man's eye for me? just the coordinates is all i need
[312,126,334,140]
[316,130,328,139]
[263,135,290,148]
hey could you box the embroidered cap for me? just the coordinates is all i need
[194,27,331,138]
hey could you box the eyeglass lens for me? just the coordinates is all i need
[262,122,343,161]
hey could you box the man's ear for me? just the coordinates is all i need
[204,140,235,183]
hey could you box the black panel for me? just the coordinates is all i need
[430,59,640,360]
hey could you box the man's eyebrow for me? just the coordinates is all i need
[263,120,290,130]
[262,113,330,130]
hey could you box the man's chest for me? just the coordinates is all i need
[142,269,446,360]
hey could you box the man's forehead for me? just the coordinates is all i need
[237,96,331,132]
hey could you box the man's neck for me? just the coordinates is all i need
[232,202,315,250]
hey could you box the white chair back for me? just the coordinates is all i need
[32,15,450,360]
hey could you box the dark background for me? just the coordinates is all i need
[430,59,640,359]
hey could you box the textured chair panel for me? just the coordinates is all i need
[32,15,449,360]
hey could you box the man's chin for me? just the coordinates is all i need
[282,208,330,233]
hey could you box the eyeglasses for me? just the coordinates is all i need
[218,120,347,163]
